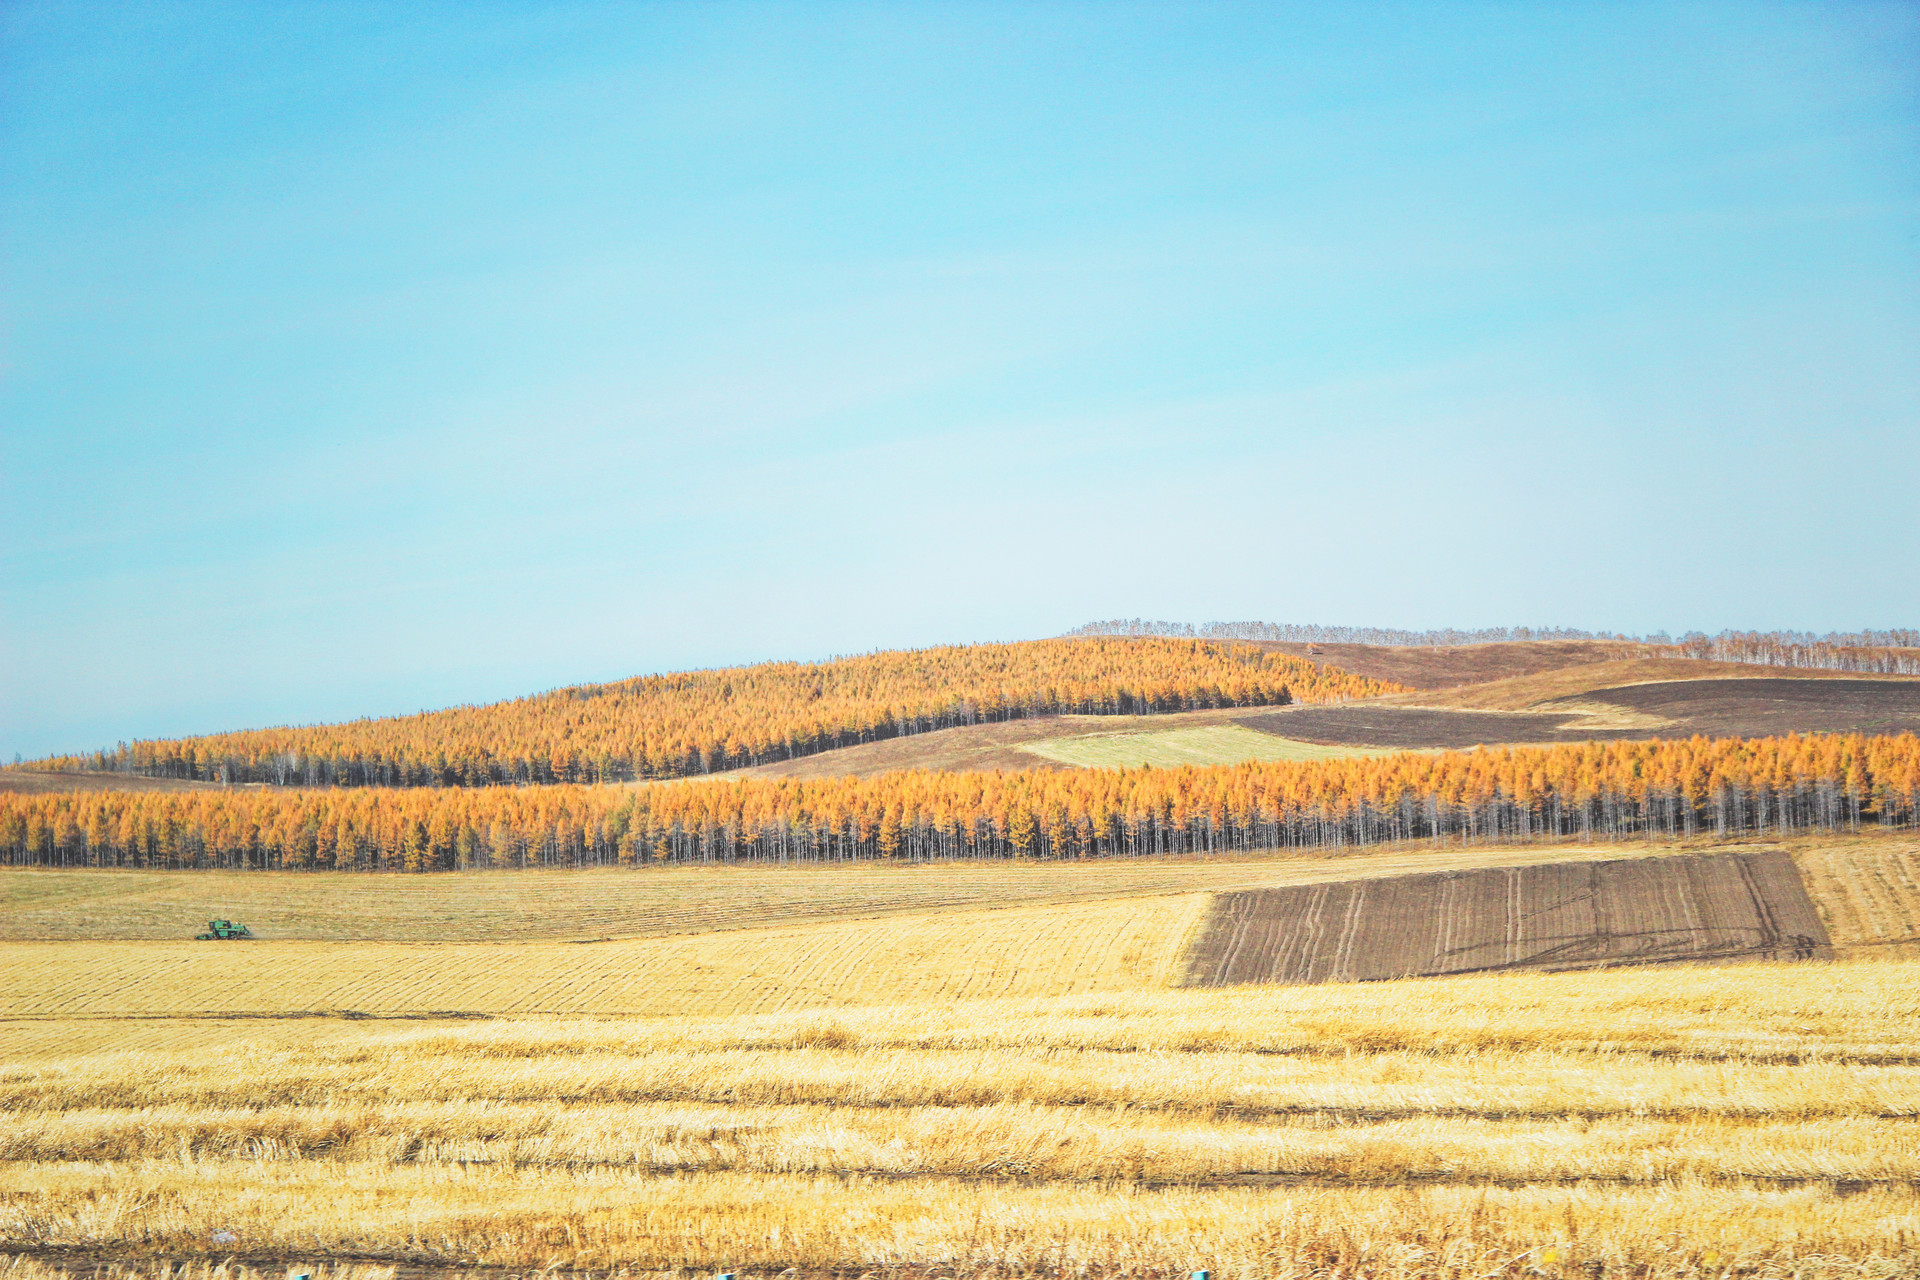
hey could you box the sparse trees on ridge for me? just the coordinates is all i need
[5,732,1915,871]
[1071,621,1920,672]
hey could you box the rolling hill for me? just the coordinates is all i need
[19,637,1399,786]
[8,629,1920,1278]
[713,644,1920,777]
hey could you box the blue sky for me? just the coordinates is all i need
[3,2,1917,759]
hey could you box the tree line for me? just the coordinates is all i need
[6,733,1914,872]
[18,639,1402,788]
[1072,620,1628,646]
[1073,621,1920,674]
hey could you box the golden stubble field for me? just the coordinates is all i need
[0,843,1672,943]
[4,832,1919,1278]
[2,964,1918,1276]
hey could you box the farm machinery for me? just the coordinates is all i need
[193,919,255,940]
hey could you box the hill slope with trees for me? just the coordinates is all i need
[23,639,1401,787]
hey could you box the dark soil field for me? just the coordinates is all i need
[1555,677,1920,737]
[1180,850,1831,986]
[1234,676,1920,749]
[1383,658,1920,711]
[1234,704,1601,749]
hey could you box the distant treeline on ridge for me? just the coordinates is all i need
[4,734,1914,871]
[21,639,1402,788]
[1071,621,1920,673]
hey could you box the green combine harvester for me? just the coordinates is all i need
[194,919,255,940]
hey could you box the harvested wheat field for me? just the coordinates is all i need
[0,845,1741,1031]
[0,856,1270,943]
[2,962,1918,1275]
[0,893,1208,1024]
[1793,837,1920,958]
[1181,850,1831,987]
[0,839,1742,943]
[7,833,1920,1276]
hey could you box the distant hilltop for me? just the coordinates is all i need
[1068,621,1920,673]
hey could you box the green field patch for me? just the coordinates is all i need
[1020,725,1406,769]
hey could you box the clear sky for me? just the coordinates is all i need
[3,2,1917,760]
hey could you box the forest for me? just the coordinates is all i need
[6,732,1914,872]
[24,639,1401,788]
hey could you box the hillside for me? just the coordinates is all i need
[19,638,1400,787]
[718,704,1399,778]
[19,638,1920,792]
[1235,660,1920,751]
[730,647,1920,776]
[1249,638,1651,688]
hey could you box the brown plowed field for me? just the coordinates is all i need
[1234,704,1595,749]
[728,662,1920,776]
[1552,677,1920,737]
[1234,675,1920,749]
[1381,659,1920,711]
[1180,850,1831,987]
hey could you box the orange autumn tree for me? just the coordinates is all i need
[22,639,1401,788]
[6,732,1915,870]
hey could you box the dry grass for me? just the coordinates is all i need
[0,841,1724,944]
[1020,725,1412,769]
[2,836,1906,1032]
[6,1165,1916,1277]
[3,963,1919,1273]
[1793,838,1920,958]
[7,1100,1916,1183]
[717,706,1270,779]
[1,857,1269,943]
[0,894,1209,1021]
[9,837,1920,1275]
[0,773,231,797]
[0,1262,395,1280]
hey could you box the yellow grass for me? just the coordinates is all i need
[0,894,1209,1021]
[0,837,1758,943]
[5,839,1829,1034]
[9,837,1920,1275]
[3,963,1919,1274]
[2,836,1907,1036]
[0,1263,394,1280]
[7,1165,1915,1276]
[1792,838,1920,958]
[1019,724,1411,768]
[0,857,1291,942]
